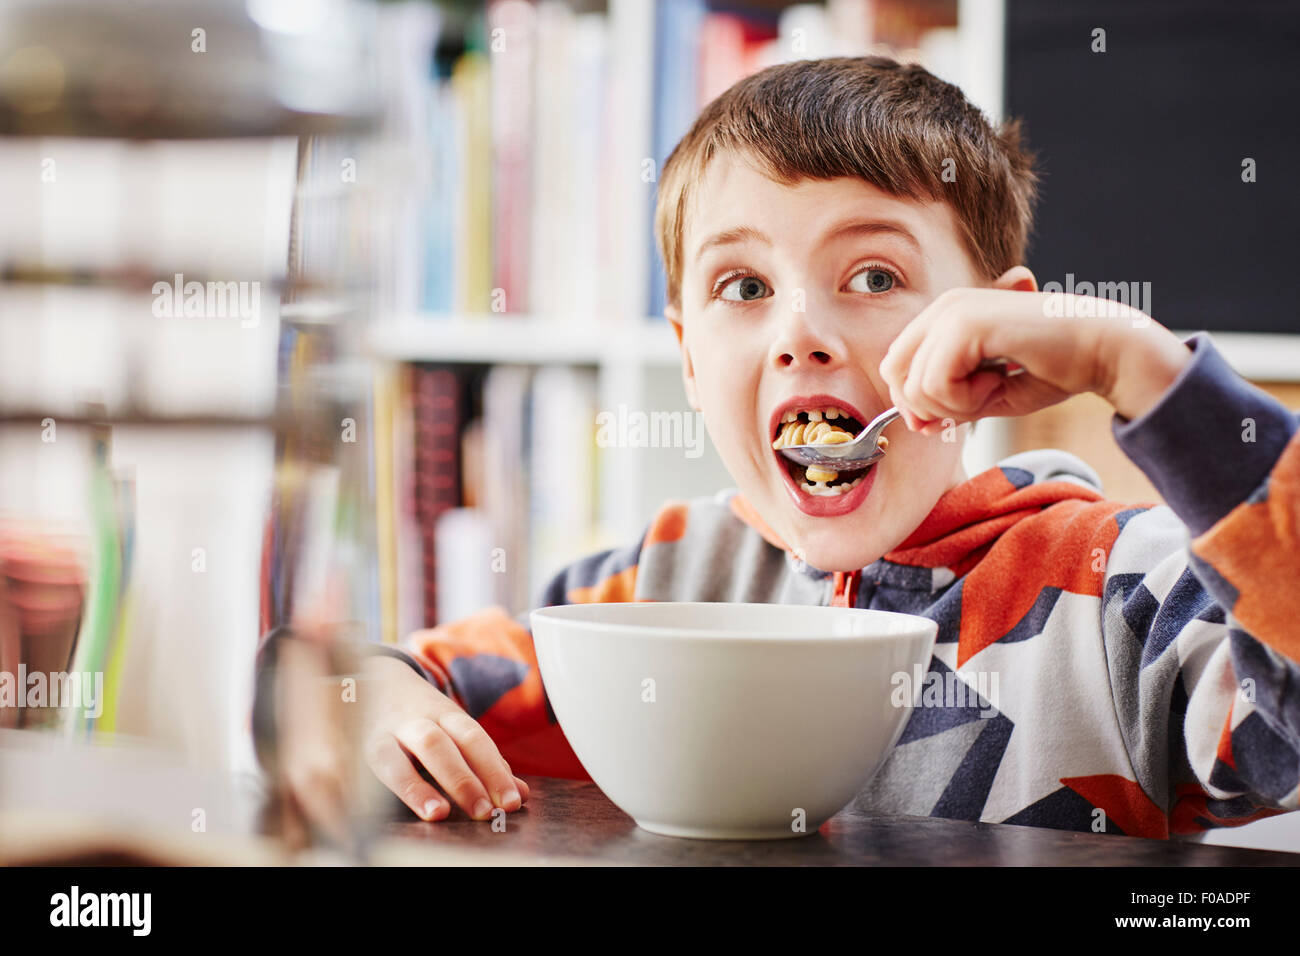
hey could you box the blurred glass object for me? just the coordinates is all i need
[0,0,376,138]
[0,521,87,729]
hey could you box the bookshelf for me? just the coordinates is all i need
[359,0,990,628]
[371,316,699,566]
[360,0,1300,644]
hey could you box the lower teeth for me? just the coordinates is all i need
[802,471,867,496]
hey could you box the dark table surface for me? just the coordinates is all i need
[384,775,1299,866]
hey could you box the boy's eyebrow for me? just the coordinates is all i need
[693,225,769,259]
[824,219,922,256]
[693,219,922,262]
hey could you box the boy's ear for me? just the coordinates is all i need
[993,265,1038,292]
[665,303,701,411]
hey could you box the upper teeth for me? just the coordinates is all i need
[781,405,846,424]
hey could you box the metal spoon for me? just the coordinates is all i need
[777,357,1025,472]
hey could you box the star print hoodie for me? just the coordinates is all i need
[256,332,1300,839]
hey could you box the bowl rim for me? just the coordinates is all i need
[529,601,938,642]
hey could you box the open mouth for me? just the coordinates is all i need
[770,404,870,497]
[766,395,883,518]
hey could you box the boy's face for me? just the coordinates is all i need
[667,153,995,572]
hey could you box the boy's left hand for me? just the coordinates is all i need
[878,289,1193,434]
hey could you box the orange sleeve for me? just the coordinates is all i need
[401,504,695,778]
[406,606,591,779]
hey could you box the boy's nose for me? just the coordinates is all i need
[772,312,842,369]
[777,347,833,368]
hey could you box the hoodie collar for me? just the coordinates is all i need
[728,450,1108,587]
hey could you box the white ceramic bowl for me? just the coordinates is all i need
[530,602,937,840]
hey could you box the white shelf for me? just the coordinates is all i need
[1184,331,1300,383]
[369,315,683,366]
[370,319,1300,382]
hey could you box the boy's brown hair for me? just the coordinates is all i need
[655,55,1039,310]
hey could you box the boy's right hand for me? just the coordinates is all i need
[359,654,530,822]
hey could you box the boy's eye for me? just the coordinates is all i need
[719,275,771,302]
[847,267,896,294]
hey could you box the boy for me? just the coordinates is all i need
[263,56,1299,841]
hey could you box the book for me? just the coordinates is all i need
[527,0,576,320]
[527,365,598,604]
[648,0,707,321]
[413,366,467,626]
[433,507,495,625]
[480,365,533,614]
[599,0,655,324]
[452,50,493,315]
[488,0,536,315]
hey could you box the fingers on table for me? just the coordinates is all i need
[435,710,523,812]
[364,699,531,823]
[365,731,450,822]
[379,713,519,820]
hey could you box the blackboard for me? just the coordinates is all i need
[1005,0,1300,334]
